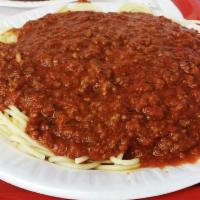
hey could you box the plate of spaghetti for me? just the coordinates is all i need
[0,1,200,199]
[0,0,75,8]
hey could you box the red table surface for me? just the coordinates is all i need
[1,0,200,200]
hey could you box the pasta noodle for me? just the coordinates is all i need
[119,3,152,13]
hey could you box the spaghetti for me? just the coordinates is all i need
[0,3,200,171]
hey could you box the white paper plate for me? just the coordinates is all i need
[0,0,128,8]
[0,0,75,8]
[0,2,199,200]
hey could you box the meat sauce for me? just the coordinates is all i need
[0,12,200,167]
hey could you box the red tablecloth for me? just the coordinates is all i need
[173,0,200,20]
[1,0,200,199]
[1,181,200,200]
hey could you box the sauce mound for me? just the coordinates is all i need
[0,11,200,167]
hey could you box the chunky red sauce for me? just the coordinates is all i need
[0,12,200,167]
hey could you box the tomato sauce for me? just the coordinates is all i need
[0,12,200,167]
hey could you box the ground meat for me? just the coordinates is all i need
[0,11,200,167]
